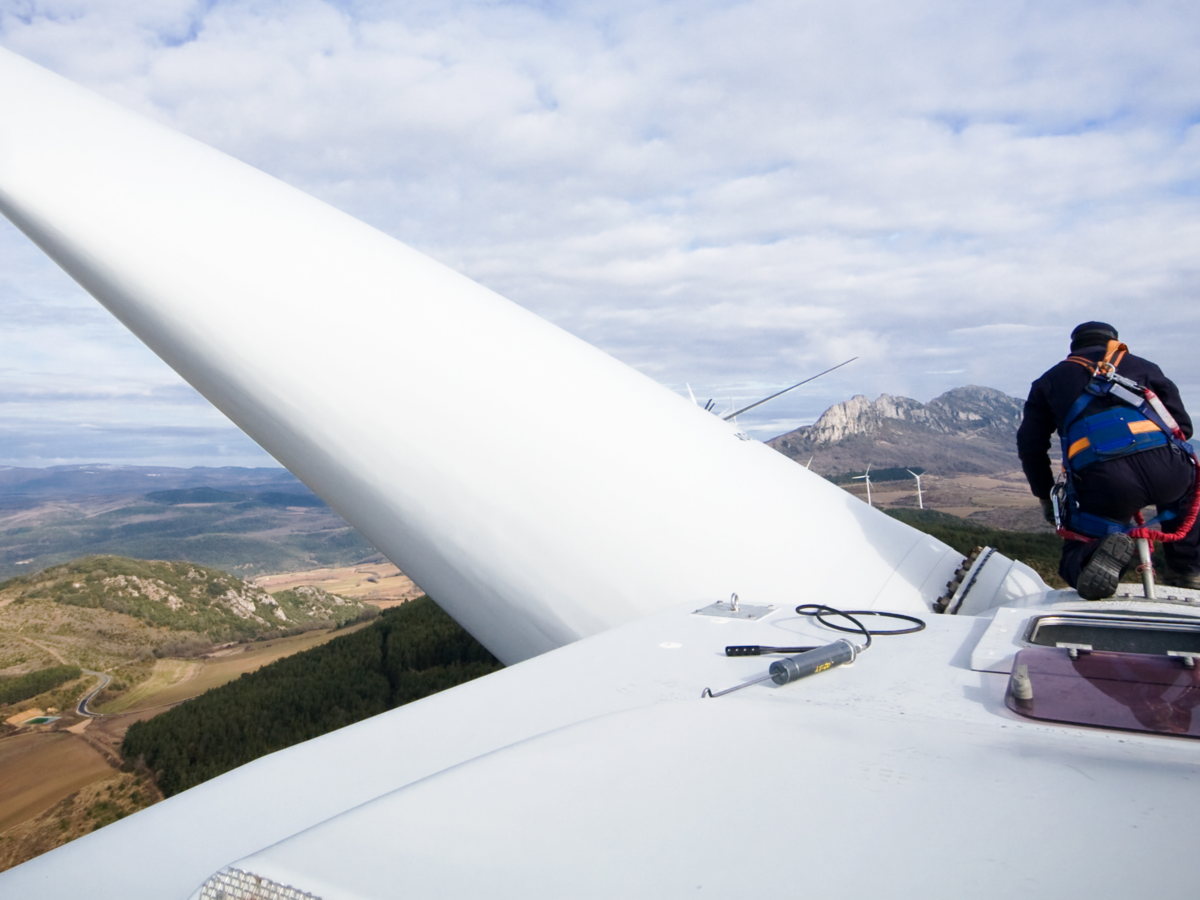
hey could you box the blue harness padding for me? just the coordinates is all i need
[1061,378,1194,469]
[1055,368,1195,540]
[1063,404,1169,470]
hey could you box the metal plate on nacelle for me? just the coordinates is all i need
[693,600,777,620]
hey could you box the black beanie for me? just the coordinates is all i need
[1070,321,1118,351]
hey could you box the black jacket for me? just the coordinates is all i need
[1017,344,1193,500]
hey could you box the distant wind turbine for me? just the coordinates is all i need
[907,469,924,509]
[853,464,873,507]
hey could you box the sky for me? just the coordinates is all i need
[2,0,1199,467]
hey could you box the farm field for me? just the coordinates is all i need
[841,469,1049,532]
[0,730,160,873]
[0,732,112,833]
[0,619,374,874]
[253,562,423,607]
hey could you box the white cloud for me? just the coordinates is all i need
[2,0,1199,455]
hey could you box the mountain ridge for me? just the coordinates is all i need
[767,385,1025,477]
[0,465,308,500]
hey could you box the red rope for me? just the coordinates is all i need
[1132,510,1153,555]
[1056,527,1098,543]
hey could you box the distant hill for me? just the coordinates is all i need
[0,554,376,733]
[1,556,371,651]
[144,487,325,508]
[0,465,311,500]
[0,466,379,580]
[768,385,1025,478]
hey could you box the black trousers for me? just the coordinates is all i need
[1060,445,1200,586]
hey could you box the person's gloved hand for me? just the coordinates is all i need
[1040,497,1056,526]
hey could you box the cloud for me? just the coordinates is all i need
[2,0,1199,454]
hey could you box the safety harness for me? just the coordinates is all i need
[1052,340,1200,544]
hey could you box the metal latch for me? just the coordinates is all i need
[1056,642,1093,660]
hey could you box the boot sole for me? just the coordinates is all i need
[1077,533,1135,600]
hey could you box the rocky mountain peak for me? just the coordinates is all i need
[767,385,1025,477]
[924,386,1025,432]
[798,385,1022,445]
[803,393,927,444]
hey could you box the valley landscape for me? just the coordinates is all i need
[0,465,380,581]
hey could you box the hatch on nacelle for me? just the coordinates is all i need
[1007,642,1200,738]
[970,597,1200,739]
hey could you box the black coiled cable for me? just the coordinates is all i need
[725,604,925,657]
[795,603,925,650]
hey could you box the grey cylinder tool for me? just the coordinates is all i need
[769,639,857,685]
[703,639,859,698]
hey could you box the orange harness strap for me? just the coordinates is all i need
[1066,339,1128,375]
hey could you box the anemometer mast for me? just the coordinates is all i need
[720,358,857,422]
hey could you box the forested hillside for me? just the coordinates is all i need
[0,665,81,706]
[121,596,502,796]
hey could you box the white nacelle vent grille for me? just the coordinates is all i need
[199,867,322,900]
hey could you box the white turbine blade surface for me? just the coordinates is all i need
[0,47,973,664]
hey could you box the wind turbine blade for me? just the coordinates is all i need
[0,48,1077,900]
[721,357,857,421]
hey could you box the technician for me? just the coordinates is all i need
[1017,322,1200,598]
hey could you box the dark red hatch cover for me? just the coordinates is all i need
[1006,646,1200,738]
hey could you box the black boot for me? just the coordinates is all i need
[1076,533,1134,600]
